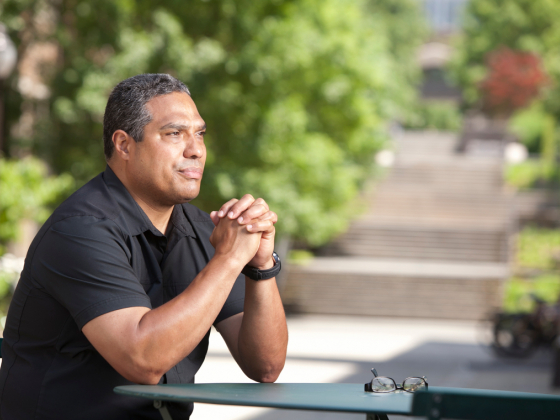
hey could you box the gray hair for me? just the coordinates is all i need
[103,73,191,160]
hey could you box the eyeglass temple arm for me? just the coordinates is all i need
[365,368,378,392]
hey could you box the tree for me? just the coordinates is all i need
[452,0,560,186]
[0,156,73,252]
[1,0,425,246]
[479,47,548,118]
[451,0,560,115]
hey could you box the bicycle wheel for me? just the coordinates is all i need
[491,313,540,358]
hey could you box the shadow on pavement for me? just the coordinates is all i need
[248,341,558,420]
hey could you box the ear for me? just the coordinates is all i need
[112,130,134,161]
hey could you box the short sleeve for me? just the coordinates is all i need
[32,216,151,329]
[214,272,245,325]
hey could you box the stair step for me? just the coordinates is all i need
[283,129,513,319]
[282,259,505,320]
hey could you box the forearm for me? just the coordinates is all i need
[237,276,288,382]
[140,257,241,358]
[210,195,286,382]
[84,254,244,384]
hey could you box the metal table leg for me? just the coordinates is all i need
[366,413,390,420]
[155,400,390,420]
[154,400,173,420]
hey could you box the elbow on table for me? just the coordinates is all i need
[132,372,164,385]
[124,370,163,385]
[256,372,280,383]
[250,361,285,383]
[119,362,166,385]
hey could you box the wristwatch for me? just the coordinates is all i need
[242,251,281,281]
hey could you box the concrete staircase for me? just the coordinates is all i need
[282,131,513,320]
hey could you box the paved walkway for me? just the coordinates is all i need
[291,257,508,279]
[192,314,558,420]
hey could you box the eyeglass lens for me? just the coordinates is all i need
[371,377,396,392]
[403,377,426,392]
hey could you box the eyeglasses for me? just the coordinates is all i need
[364,368,428,393]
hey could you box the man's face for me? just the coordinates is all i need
[126,91,207,207]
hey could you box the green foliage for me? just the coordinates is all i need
[503,227,560,312]
[541,113,557,173]
[401,100,462,131]
[0,270,14,322]
[508,102,549,153]
[0,254,24,319]
[451,0,560,115]
[507,103,560,186]
[0,157,74,251]
[516,226,560,270]
[504,160,557,190]
[287,249,314,266]
[503,275,560,313]
[453,0,560,172]
[0,272,13,302]
[0,157,72,316]
[2,0,426,246]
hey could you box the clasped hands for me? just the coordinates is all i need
[210,194,277,270]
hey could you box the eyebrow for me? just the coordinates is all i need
[159,123,207,131]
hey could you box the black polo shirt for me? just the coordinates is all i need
[0,166,245,420]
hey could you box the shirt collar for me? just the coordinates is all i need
[102,165,195,238]
[170,204,196,238]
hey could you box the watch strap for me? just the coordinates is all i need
[242,252,281,281]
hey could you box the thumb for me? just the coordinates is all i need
[210,211,220,226]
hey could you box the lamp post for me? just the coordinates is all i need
[0,23,17,155]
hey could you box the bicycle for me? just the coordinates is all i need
[487,295,559,358]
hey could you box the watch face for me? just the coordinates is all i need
[272,251,280,263]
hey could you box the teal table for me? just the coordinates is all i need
[114,383,560,420]
[411,386,560,420]
[114,383,407,420]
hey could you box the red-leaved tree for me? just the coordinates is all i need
[480,47,548,117]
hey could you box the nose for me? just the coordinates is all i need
[183,134,205,160]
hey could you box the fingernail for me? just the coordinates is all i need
[228,211,234,218]
[247,225,252,231]
[218,211,224,217]
[238,216,243,223]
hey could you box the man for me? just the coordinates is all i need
[0,74,288,419]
